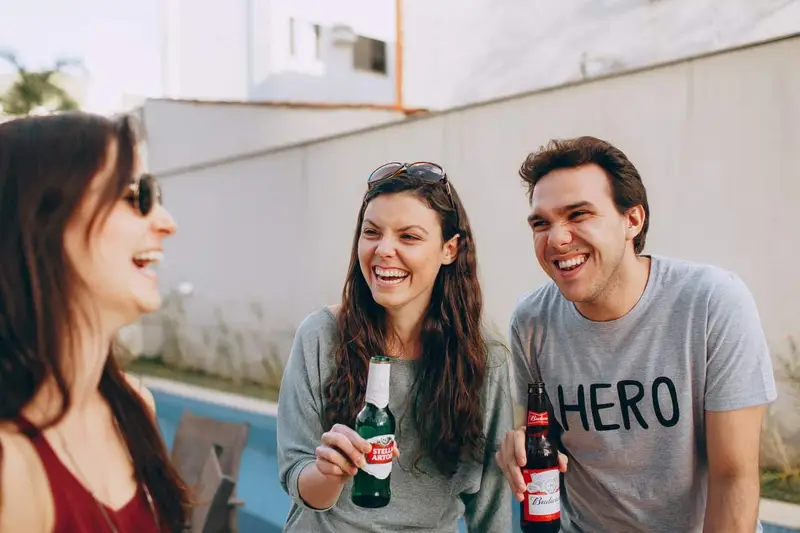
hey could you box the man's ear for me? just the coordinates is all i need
[625,205,646,242]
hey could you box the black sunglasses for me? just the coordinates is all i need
[366,161,459,227]
[368,161,449,191]
[124,173,162,216]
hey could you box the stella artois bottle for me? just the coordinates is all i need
[351,355,396,508]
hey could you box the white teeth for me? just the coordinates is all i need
[133,251,163,263]
[557,255,587,270]
[378,276,405,285]
[374,266,409,279]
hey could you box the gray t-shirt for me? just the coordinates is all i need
[509,255,778,533]
[277,307,514,532]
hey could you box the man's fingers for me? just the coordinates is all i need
[510,462,526,494]
[558,452,569,472]
[513,426,527,467]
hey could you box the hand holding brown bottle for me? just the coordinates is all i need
[496,426,569,502]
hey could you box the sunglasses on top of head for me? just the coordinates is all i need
[366,161,460,227]
[124,173,162,217]
[367,162,450,191]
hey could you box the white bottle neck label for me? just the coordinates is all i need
[365,360,391,408]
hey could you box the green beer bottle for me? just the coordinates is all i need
[351,355,396,508]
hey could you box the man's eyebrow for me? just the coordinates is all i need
[527,201,596,224]
[560,201,595,212]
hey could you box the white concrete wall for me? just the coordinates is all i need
[142,98,407,174]
[143,35,800,455]
[402,0,800,110]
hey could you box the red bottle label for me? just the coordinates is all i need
[521,467,560,522]
[360,434,395,480]
[366,436,395,464]
[527,410,548,427]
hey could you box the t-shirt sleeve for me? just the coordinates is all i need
[705,272,778,411]
[461,341,514,532]
[276,311,333,511]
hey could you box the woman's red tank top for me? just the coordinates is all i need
[16,415,164,533]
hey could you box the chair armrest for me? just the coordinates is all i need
[228,496,245,507]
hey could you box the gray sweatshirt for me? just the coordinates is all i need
[277,307,514,532]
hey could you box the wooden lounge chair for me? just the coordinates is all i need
[190,444,236,533]
[170,410,250,532]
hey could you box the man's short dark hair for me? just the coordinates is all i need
[518,136,650,254]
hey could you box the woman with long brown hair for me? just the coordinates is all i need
[277,162,513,531]
[0,112,189,532]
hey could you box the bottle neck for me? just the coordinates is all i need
[365,360,391,408]
[526,393,549,435]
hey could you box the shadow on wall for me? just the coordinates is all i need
[120,288,508,392]
[761,336,800,478]
[125,289,295,390]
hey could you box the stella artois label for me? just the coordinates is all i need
[527,410,548,427]
[360,434,395,480]
[522,467,560,522]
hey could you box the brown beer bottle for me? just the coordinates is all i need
[520,382,561,532]
[351,356,396,508]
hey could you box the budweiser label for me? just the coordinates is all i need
[360,434,395,480]
[365,360,390,408]
[522,467,560,522]
[527,410,548,427]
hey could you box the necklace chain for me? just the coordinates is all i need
[54,428,160,533]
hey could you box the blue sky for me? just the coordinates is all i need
[0,0,163,112]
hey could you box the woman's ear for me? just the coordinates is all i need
[442,234,459,265]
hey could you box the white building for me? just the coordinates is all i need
[159,0,400,106]
[401,0,800,110]
[157,0,800,112]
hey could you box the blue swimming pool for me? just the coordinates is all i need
[152,388,799,533]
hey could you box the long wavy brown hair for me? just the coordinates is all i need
[0,112,189,530]
[323,173,488,478]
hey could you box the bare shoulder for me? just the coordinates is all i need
[0,429,51,532]
[123,372,156,415]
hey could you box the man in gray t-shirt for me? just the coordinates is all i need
[496,137,777,533]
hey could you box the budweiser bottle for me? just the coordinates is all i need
[520,382,561,532]
[351,356,396,508]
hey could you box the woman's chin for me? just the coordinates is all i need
[132,291,163,315]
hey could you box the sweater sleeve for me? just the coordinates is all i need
[461,339,514,532]
[276,310,334,511]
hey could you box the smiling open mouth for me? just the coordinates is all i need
[373,266,409,285]
[554,254,589,272]
[133,250,163,271]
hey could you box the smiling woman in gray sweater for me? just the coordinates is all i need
[276,162,513,532]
